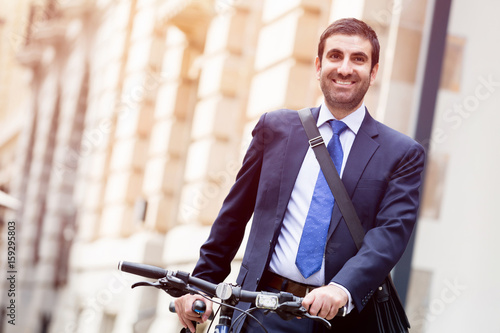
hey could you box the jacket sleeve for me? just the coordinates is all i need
[331,139,426,311]
[191,113,269,284]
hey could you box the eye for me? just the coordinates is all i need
[330,52,342,60]
[352,55,368,63]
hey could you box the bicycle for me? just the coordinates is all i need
[118,260,346,332]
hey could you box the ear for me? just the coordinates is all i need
[369,63,379,86]
[315,56,321,80]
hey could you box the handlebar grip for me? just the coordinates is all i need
[118,261,168,279]
[192,300,206,315]
[337,306,346,317]
[169,300,214,321]
[168,300,206,315]
[170,301,202,333]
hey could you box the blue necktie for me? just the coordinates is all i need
[296,120,348,278]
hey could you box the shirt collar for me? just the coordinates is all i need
[317,102,366,135]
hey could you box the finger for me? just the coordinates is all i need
[308,299,324,317]
[186,320,196,333]
[317,305,329,318]
[301,293,315,310]
[175,297,198,325]
[185,313,202,323]
[325,306,339,320]
[178,316,190,331]
[201,302,213,322]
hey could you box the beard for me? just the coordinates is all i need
[320,72,371,113]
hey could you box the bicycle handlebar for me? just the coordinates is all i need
[119,260,219,295]
[118,260,167,279]
[118,260,344,330]
[118,261,275,301]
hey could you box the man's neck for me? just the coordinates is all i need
[325,101,364,120]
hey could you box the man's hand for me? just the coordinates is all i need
[174,294,213,332]
[301,284,348,320]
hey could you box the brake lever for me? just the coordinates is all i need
[301,311,332,329]
[131,277,175,290]
[275,302,331,329]
[274,301,302,316]
[131,281,162,289]
[131,277,188,298]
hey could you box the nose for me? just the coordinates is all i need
[337,58,353,76]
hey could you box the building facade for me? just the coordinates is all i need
[0,0,499,332]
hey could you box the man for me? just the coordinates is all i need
[175,17,425,332]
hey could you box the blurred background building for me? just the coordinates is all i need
[0,0,499,332]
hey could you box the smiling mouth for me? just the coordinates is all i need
[333,79,355,86]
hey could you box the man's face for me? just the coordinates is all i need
[315,34,379,115]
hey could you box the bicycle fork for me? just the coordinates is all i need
[214,298,237,333]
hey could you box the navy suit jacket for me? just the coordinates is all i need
[192,107,425,313]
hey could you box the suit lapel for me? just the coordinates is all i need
[327,110,380,238]
[342,110,380,197]
[273,107,320,231]
[271,108,381,241]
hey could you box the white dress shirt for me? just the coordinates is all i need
[268,102,366,313]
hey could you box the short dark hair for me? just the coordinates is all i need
[317,18,380,70]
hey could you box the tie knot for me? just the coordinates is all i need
[330,120,348,135]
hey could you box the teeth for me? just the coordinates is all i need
[335,80,352,85]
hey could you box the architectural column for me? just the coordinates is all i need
[74,0,132,241]
[11,15,67,328]
[141,25,195,233]
[177,1,261,228]
[2,47,42,333]
[363,0,429,133]
[69,0,138,239]
[247,0,326,120]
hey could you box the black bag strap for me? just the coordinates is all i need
[299,108,410,330]
[298,108,365,249]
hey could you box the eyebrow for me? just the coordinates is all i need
[325,49,369,60]
[325,48,342,57]
[351,51,369,59]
